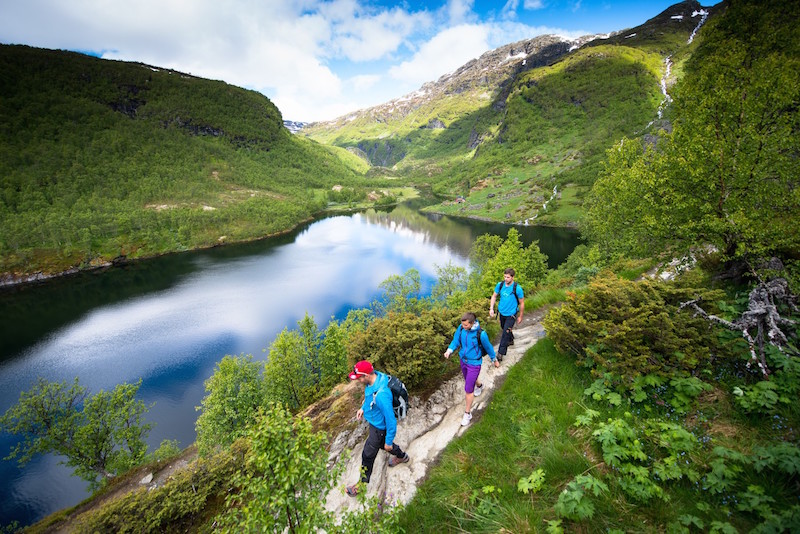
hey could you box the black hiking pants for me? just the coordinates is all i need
[498,313,517,356]
[361,424,406,483]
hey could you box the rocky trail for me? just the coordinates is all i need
[324,309,549,515]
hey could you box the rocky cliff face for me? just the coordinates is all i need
[313,34,602,129]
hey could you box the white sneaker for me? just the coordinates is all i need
[474,384,483,397]
[461,412,472,426]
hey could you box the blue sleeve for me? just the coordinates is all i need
[494,282,502,295]
[481,331,496,360]
[377,390,397,445]
[516,285,524,299]
[448,326,462,352]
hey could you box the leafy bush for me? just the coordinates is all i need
[472,227,549,299]
[347,308,461,391]
[195,354,267,456]
[544,273,727,400]
[554,474,608,520]
[215,404,339,532]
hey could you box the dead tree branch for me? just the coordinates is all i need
[679,277,797,378]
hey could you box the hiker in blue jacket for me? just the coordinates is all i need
[444,312,498,427]
[489,268,525,362]
[346,360,409,497]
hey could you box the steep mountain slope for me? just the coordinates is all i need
[0,45,369,279]
[305,0,719,227]
[304,34,584,167]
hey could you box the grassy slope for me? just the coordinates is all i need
[399,338,795,532]
[0,45,373,277]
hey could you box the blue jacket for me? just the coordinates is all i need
[495,281,524,316]
[448,320,496,366]
[361,371,398,446]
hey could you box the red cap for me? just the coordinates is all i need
[349,360,374,380]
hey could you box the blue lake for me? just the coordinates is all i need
[0,202,580,527]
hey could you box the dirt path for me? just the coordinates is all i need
[324,310,548,514]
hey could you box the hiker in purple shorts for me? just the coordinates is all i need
[444,312,498,427]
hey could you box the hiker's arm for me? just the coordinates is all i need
[489,291,498,317]
[482,332,500,367]
[517,298,525,324]
[378,394,397,446]
[444,328,460,357]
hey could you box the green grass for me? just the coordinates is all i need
[524,288,568,310]
[399,339,590,532]
[398,336,799,532]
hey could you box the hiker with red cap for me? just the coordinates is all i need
[346,360,410,497]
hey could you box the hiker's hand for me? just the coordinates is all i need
[493,360,500,368]
[356,409,364,420]
[444,348,452,359]
[517,315,523,324]
[489,309,495,318]
[383,444,393,452]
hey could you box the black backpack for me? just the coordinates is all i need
[476,325,488,357]
[372,373,409,420]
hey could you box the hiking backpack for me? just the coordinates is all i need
[371,373,410,420]
[386,374,409,420]
[476,325,488,357]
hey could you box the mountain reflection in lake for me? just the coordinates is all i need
[0,203,580,527]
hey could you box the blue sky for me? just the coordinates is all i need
[0,0,718,122]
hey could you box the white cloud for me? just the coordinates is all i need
[319,1,432,61]
[524,0,546,9]
[388,24,489,86]
[351,74,382,91]
[0,0,601,122]
[445,0,476,24]
[501,0,519,20]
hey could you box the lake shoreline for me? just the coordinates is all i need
[1,199,577,290]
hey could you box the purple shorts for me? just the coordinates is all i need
[460,360,481,393]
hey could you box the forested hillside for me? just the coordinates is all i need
[0,45,376,279]
[304,0,718,227]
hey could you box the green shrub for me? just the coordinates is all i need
[215,404,339,532]
[195,354,267,456]
[544,273,727,390]
[347,308,461,391]
[75,441,247,532]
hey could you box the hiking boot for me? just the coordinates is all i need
[497,354,504,362]
[473,384,483,397]
[508,338,514,346]
[346,484,359,497]
[389,453,409,467]
[461,412,472,426]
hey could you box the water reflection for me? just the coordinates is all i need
[0,207,579,527]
